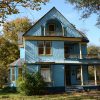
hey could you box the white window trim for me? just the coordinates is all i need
[41,65,52,83]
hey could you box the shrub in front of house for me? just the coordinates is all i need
[17,72,46,96]
[1,86,17,93]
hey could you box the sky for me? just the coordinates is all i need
[0,0,100,46]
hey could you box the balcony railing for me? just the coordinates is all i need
[45,31,63,36]
[65,54,100,59]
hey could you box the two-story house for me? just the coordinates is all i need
[10,7,100,92]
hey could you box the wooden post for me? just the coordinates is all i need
[62,27,64,36]
[79,43,82,59]
[81,65,84,86]
[94,66,97,85]
[44,26,45,36]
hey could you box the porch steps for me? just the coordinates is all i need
[65,86,84,93]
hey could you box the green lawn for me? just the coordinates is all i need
[0,91,100,100]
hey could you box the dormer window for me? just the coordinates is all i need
[49,24,55,32]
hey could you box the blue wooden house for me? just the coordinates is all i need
[10,7,100,92]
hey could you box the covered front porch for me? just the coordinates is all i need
[64,64,100,87]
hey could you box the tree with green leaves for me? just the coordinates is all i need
[87,44,100,54]
[0,37,19,87]
[3,17,32,44]
[0,0,49,24]
[66,0,100,28]
[0,17,32,87]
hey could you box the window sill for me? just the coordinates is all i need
[39,54,52,56]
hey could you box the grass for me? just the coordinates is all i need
[0,91,100,100]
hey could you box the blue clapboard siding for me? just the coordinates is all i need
[25,8,83,37]
[52,65,64,87]
[25,41,64,63]
[20,48,25,59]
[26,64,39,73]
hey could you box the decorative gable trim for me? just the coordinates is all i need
[23,7,56,36]
[22,7,88,40]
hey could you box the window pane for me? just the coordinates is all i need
[45,47,51,54]
[19,68,22,76]
[45,41,51,47]
[12,68,14,74]
[12,75,15,81]
[41,68,51,82]
[49,24,55,32]
[41,65,51,82]
[39,48,44,54]
[76,67,81,80]
[38,41,44,47]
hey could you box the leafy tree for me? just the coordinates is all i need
[3,17,32,44]
[66,0,100,28]
[0,0,49,24]
[87,44,100,54]
[87,45,100,82]
[0,17,32,87]
[0,37,19,87]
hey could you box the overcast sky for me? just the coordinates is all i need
[0,0,100,46]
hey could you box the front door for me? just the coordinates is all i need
[65,66,71,86]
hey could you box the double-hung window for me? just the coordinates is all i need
[41,65,51,82]
[12,67,15,81]
[18,68,22,77]
[38,41,51,55]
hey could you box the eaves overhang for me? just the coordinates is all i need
[23,36,89,42]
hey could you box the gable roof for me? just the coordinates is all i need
[23,7,56,36]
[10,58,24,67]
[23,7,88,40]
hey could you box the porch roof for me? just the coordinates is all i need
[55,59,100,65]
[10,58,24,67]
[33,59,100,65]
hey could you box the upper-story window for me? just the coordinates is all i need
[38,41,52,55]
[45,19,63,36]
[49,24,55,32]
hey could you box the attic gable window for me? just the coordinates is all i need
[38,41,51,55]
[49,24,55,32]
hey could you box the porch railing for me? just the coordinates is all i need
[65,54,100,59]
[45,31,63,36]
[86,80,100,85]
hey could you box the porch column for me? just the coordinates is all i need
[44,26,45,36]
[81,65,84,86]
[62,27,64,36]
[79,43,82,59]
[94,66,97,85]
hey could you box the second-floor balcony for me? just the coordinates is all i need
[45,31,63,36]
[65,54,100,59]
